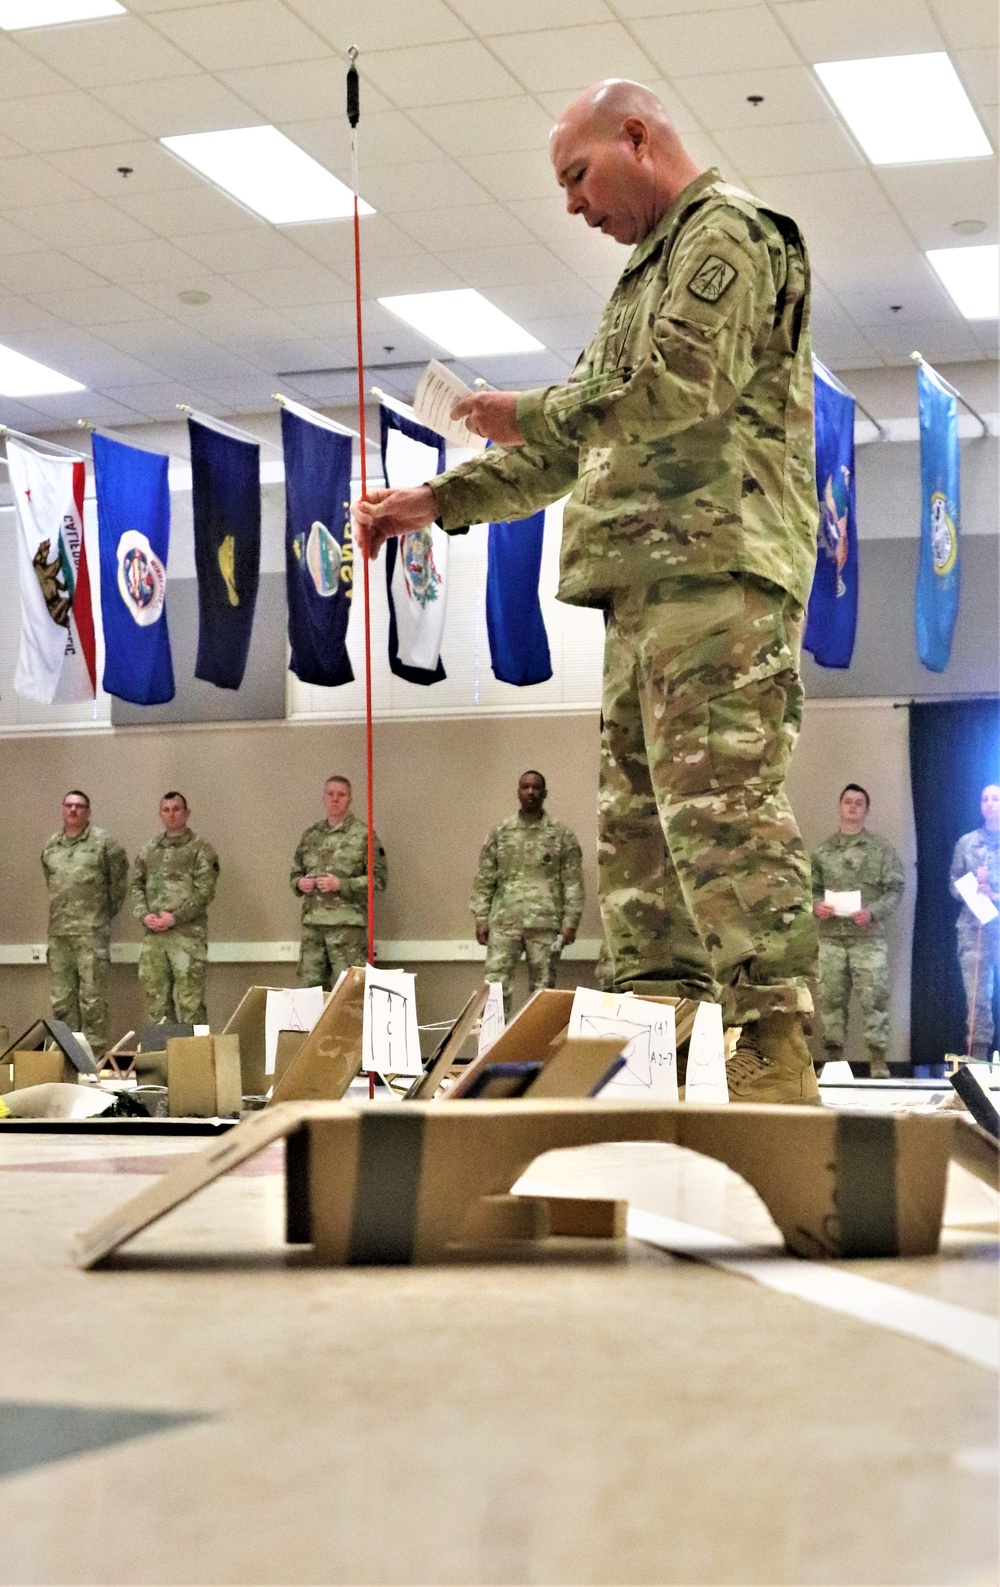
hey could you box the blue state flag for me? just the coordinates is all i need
[916,361,961,673]
[189,418,260,691]
[281,405,354,688]
[803,360,858,669]
[486,508,553,687]
[93,432,174,705]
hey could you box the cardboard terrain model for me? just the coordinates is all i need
[74,1098,999,1270]
[1,1019,99,1090]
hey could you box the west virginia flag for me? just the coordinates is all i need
[804,360,858,669]
[93,433,174,706]
[916,360,961,673]
[281,404,354,688]
[380,405,448,686]
[189,418,260,691]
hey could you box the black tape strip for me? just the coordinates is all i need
[836,1114,897,1257]
[347,1112,425,1265]
[285,1125,311,1245]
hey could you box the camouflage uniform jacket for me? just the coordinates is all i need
[129,829,220,941]
[950,827,1000,924]
[41,824,129,937]
[429,167,817,609]
[471,812,584,932]
[810,829,904,942]
[291,812,388,928]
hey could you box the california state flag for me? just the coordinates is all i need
[7,440,97,704]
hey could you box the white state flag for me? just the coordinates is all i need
[381,406,449,682]
[7,440,96,704]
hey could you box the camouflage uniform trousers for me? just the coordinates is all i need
[599,572,818,1028]
[817,936,891,1053]
[485,928,561,1018]
[957,917,999,1055]
[48,933,111,1056]
[298,924,368,991]
[138,932,209,1025]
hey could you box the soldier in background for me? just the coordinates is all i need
[471,771,584,1016]
[950,783,1000,1059]
[41,790,128,1057]
[811,784,904,1077]
[291,776,387,990]
[130,792,219,1026]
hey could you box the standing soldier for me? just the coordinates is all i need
[472,770,584,1016]
[130,792,219,1026]
[291,776,387,989]
[41,790,128,1058]
[811,784,905,1077]
[950,783,1000,1060]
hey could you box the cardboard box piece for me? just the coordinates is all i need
[11,1050,79,1090]
[166,1035,242,1118]
[222,986,281,1097]
[0,1019,97,1077]
[269,968,365,1105]
[74,1099,998,1271]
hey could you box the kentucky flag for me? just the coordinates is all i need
[281,404,354,688]
[93,433,174,706]
[487,507,552,686]
[189,418,260,691]
[803,360,858,669]
[380,405,447,685]
[916,360,961,673]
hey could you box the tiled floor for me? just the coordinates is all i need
[1,1127,997,1586]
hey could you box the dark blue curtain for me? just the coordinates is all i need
[908,698,1000,1068]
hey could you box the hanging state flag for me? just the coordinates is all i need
[380,405,448,685]
[916,360,961,673]
[487,508,552,686]
[188,418,260,691]
[6,439,97,704]
[803,360,859,669]
[281,404,354,688]
[93,433,174,706]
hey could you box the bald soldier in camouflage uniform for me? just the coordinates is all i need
[355,81,821,1102]
[130,792,220,1025]
[292,775,388,989]
[41,789,128,1057]
[472,770,584,1015]
[811,784,905,1077]
[950,784,1000,1059]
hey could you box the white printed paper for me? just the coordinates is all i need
[683,1001,729,1103]
[825,889,862,917]
[264,986,326,1076]
[478,981,506,1056]
[568,987,677,1101]
[362,965,423,1077]
[412,360,487,451]
[954,871,999,926]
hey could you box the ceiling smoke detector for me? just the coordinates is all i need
[951,219,987,237]
[178,289,212,306]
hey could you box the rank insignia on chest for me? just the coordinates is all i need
[687,255,737,303]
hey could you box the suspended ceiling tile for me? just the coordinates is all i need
[875,157,999,218]
[395,204,539,253]
[485,24,657,94]
[27,285,169,326]
[69,236,208,284]
[510,311,598,353]
[0,395,61,430]
[147,0,331,72]
[6,197,155,249]
[459,149,560,203]
[95,73,259,138]
[287,0,470,51]
[462,349,572,386]
[15,16,200,88]
[0,38,74,101]
[487,277,606,319]
[174,226,320,273]
[0,92,140,154]
[186,372,287,406]
[0,220,49,256]
[99,379,218,419]
[955,48,999,108]
[804,208,916,266]
[226,263,357,307]
[291,215,424,272]
[112,180,265,236]
[454,0,615,30]
[359,158,491,214]
[631,7,800,79]
[929,0,999,52]
[127,273,276,315]
[23,332,171,387]
[755,166,894,220]
[905,209,998,251]
[673,64,836,129]
[684,131,738,177]
[0,250,111,295]
[45,141,202,198]
[357,251,468,298]
[773,0,945,62]
[360,41,522,108]
[0,296,84,338]
[864,317,980,360]
[614,0,766,11]
[218,60,381,126]
[283,300,392,339]
[284,109,436,175]
[435,242,579,290]
[51,390,149,423]
[0,154,91,207]
[714,118,864,177]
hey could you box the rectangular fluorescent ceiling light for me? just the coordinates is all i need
[815,53,991,164]
[160,127,373,225]
[378,290,543,357]
[927,245,999,320]
[0,343,85,397]
[0,1,125,26]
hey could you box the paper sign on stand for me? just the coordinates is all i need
[820,1059,854,1083]
[954,872,1000,926]
[264,987,326,1077]
[478,982,506,1056]
[683,1002,728,1103]
[825,890,862,917]
[568,987,677,1101]
[362,965,423,1078]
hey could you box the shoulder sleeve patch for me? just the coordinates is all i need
[687,254,738,304]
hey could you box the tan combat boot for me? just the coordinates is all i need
[726,1011,821,1104]
[866,1045,890,1079]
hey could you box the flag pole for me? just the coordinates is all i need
[910,351,990,435]
[347,46,377,1101]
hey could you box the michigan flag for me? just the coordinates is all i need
[189,418,260,691]
[281,404,354,689]
[487,507,552,687]
[7,439,96,704]
[93,433,174,706]
[803,360,858,669]
[380,405,448,686]
[916,360,961,673]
